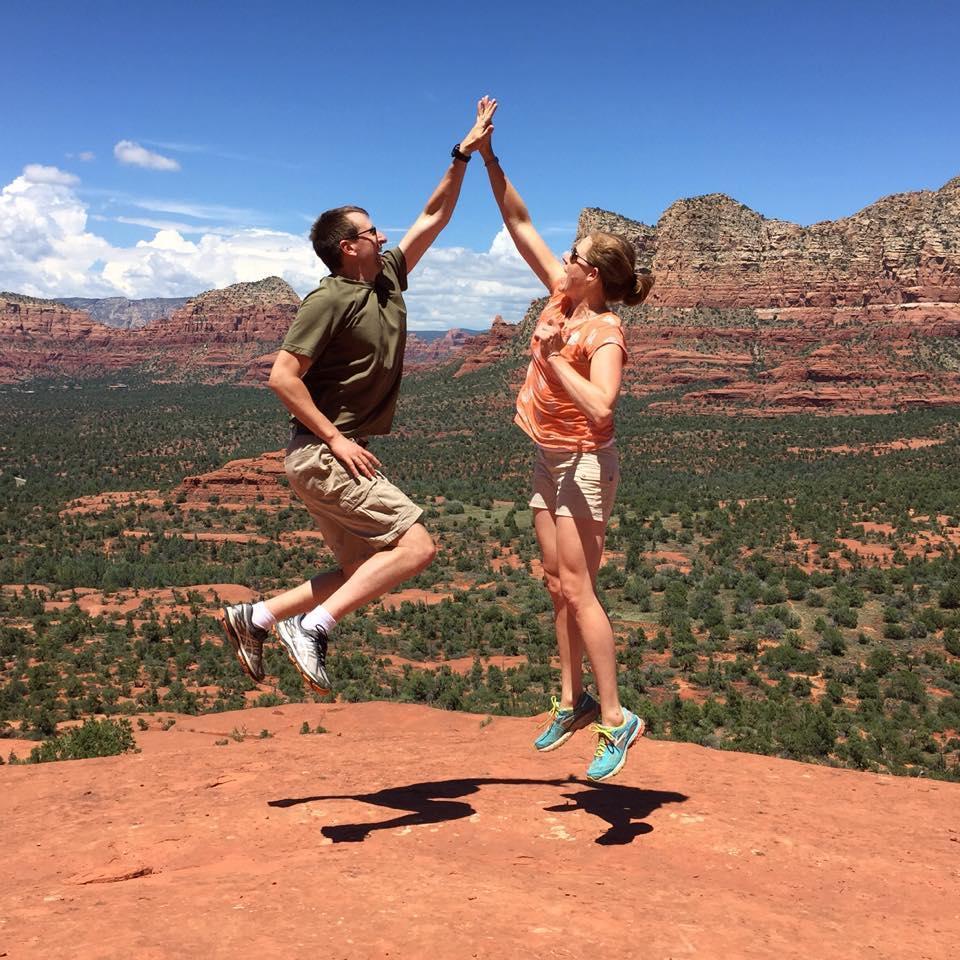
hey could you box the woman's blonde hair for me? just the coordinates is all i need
[586,232,654,306]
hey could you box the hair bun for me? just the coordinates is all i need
[623,269,654,306]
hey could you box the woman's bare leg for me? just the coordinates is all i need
[555,513,624,727]
[533,508,584,708]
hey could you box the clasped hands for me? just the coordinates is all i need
[459,95,498,156]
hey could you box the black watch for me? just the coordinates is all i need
[451,143,471,163]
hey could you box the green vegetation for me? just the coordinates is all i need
[1,374,959,780]
[23,717,138,764]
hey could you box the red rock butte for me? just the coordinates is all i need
[4,702,958,959]
[4,174,960,411]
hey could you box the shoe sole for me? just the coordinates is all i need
[220,608,265,683]
[535,707,600,753]
[587,716,646,783]
[276,633,331,696]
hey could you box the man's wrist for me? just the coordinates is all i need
[451,143,471,163]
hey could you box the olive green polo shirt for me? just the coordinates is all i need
[281,247,408,438]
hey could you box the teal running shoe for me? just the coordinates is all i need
[586,709,645,782]
[534,691,600,752]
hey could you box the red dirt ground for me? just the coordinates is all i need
[37,584,256,618]
[3,702,958,959]
[788,437,945,456]
[379,588,454,610]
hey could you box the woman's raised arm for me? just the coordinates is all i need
[478,110,564,293]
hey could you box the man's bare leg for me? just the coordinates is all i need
[263,522,435,622]
[316,522,435,619]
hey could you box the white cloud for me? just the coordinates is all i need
[403,226,547,328]
[0,167,113,296]
[113,140,181,172]
[23,164,80,186]
[66,151,96,162]
[128,197,258,222]
[106,215,238,236]
[0,168,551,328]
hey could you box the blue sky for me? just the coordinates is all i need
[2,0,958,328]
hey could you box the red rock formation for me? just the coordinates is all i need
[5,175,960,415]
[404,328,476,368]
[0,278,299,384]
[567,177,960,415]
[178,450,292,506]
[0,294,116,382]
[453,315,520,377]
[144,277,299,344]
[580,175,960,309]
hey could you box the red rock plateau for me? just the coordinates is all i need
[5,175,960,412]
[0,278,299,384]
[4,701,958,959]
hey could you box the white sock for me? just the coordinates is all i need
[251,602,277,631]
[301,605,337,635]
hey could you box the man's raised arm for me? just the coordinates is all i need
[398,96,497,272]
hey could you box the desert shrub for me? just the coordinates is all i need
[27,717,138,764]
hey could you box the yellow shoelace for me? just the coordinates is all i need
[590,722,616,759]
[538,695,563,731]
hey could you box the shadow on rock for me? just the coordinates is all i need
[268,777,687,844]
[543,783,686,845]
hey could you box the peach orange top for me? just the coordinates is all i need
[514,290,627,451]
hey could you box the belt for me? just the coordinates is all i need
[291,426,367,447]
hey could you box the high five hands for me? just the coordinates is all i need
[459,96,498,155]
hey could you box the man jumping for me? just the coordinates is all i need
[222,97,497,694]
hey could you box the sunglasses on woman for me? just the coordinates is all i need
[568,246,595,269]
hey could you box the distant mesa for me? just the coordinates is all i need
[53,296,190,330]
[3,174,960,413]
[0,277,301,386]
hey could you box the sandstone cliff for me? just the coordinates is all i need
[453,315,521,377]
[579,174,960,308]
[5,175,960,414]
[558,175,960,413]
[0,278,300,384]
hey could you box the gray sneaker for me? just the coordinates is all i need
[276,615,331,695]
[221,603,267,682]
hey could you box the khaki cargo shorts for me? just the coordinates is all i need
[529,444,619,523]
[285,435,423,567]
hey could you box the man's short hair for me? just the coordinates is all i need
[310,205,368,273]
